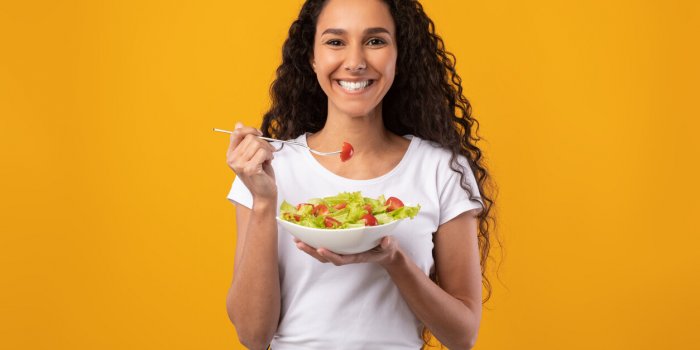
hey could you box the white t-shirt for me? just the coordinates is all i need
[227,133,483,350]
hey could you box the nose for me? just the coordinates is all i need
[344,45,366,72]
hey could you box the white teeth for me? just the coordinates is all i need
[338,80,371,91]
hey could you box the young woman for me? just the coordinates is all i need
[225,0,496,349]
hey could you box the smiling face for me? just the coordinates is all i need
[311,0,398,119]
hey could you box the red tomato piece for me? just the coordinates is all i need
[313,204,329,216]
[340,142,354,162]
[385,197,404,212]
[324,216,341,228]
[362,214,378,226]
[364,204,373,215]
[333,202,347,210]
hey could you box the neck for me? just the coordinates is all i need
[308,105,396,156]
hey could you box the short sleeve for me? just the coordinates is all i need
[438,155,484,226]
[226,176,253,209]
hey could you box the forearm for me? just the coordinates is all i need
[227,201,280,349]
[381,250,481,350]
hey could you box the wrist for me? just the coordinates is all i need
[252,197,277,214]
[380,247,406,271]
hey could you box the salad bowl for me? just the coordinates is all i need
[276,191,420,255]
[276,217,403,255]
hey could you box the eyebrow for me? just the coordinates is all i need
[321,27,391,36]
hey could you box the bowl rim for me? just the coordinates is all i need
[275,216,401,233]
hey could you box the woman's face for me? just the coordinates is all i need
[311,0,397,118]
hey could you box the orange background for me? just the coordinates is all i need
[1,0,698,349]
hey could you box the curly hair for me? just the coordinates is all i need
[260,0,500,348]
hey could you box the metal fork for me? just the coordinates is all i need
[213,128,341,156]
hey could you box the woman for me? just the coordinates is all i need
[225,0,496,349]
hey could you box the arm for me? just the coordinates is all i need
[226,202,280,350]
[224,123,280,350]
[296,209,482,349]
[382,210,482,349]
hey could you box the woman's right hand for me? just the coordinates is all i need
[227,122,278,203]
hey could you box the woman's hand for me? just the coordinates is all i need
[294,236,401,268]
[227,122,278,202]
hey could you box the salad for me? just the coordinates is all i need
[279,191,420,229]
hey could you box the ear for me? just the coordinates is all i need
[309,56,316,72]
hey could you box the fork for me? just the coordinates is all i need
[213,128,341,156]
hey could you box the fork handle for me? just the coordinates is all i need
[213,128,310,149]
[257,136,309,149]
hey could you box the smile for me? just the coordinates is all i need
[337,80,375,92]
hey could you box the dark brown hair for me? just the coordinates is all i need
[260,0,500,348]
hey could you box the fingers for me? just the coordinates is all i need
[295,243,360,266]
[251,146,274,164]
[380,236,393,250]
[228,123,261,154]
[227,123,275,155]
[239,135,275,161]
[245,132,277,154]
[262,159,276,179]
[317,248,356,266]
[293,237,397,266]
[243,148,273,175]
[294,239,329,263]
[227,126,276,175]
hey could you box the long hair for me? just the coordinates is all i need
[260,0,501,348]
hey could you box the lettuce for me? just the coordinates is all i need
[279,191,420,229]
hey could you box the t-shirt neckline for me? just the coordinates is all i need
[300,132,418,185]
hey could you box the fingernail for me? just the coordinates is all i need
[235,122,243,129]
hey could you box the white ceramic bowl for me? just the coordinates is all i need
[276,217,403,255]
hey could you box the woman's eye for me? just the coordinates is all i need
[367,38,386,46]
[325,39,343,46]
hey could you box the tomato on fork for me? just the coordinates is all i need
[340,142,354,162]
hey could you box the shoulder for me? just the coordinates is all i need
[407,136,477,195]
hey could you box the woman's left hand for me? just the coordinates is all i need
[294,236,399,267]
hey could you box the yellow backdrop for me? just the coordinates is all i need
[1,0,698,349]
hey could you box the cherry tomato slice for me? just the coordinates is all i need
[324,216,341,228]
[313,204,329,216]
[362,214,378,226]
[340,142,354,162]
[385,197,404,212]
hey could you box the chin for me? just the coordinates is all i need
[338,110,378,119]
[331,102,382,119]
[345,110,374,118]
